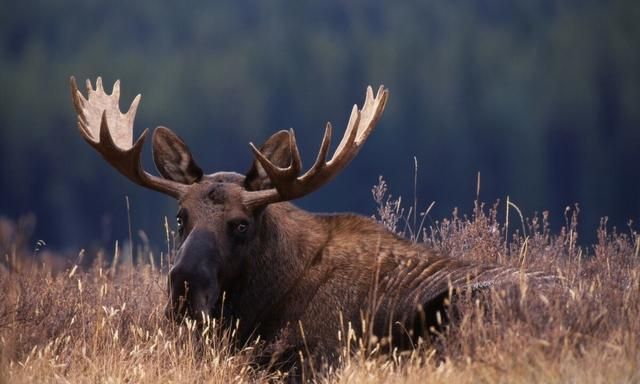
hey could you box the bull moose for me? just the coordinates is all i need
[70,77,547,372]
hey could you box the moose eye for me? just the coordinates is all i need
[176,216,184,234]
[229,219,250,238]
[236,223,247,233]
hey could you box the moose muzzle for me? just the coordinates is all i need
[165,228,221,322]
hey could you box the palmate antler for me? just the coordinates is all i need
[242,86,389,209]
[72,76,388,207]
[70,77,186,197]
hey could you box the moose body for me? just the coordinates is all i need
[173,188,498,353]
[71,77,533,368]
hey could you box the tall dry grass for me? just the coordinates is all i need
[1,178,639,383]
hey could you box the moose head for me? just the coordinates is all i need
[70,77,388,323]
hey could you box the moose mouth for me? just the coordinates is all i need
[165,282,236,325]
[164,300,235,329]
[165,276,219,321]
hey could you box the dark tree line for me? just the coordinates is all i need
[1,0,638,249]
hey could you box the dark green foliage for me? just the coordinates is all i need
[1,1,639,248]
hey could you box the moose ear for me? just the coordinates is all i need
[245,130,292,191]
[152,126,203,184]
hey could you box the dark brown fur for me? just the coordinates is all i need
[165,170,529,368]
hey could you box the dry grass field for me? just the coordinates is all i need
[1,179,639,383]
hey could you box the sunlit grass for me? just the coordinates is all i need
[1,179,639,383]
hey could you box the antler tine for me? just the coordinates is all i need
[358,85,388,143]
[249,128,303,184]
[70,76,186,198]
[330,105,360,166]
[243,85,388,209]
[303,122,333,179]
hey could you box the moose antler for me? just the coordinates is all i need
[71,77,186,198]
[243,85,389,209]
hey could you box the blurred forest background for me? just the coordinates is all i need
[1,1,638,253]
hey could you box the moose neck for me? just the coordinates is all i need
[224,201,327,340]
